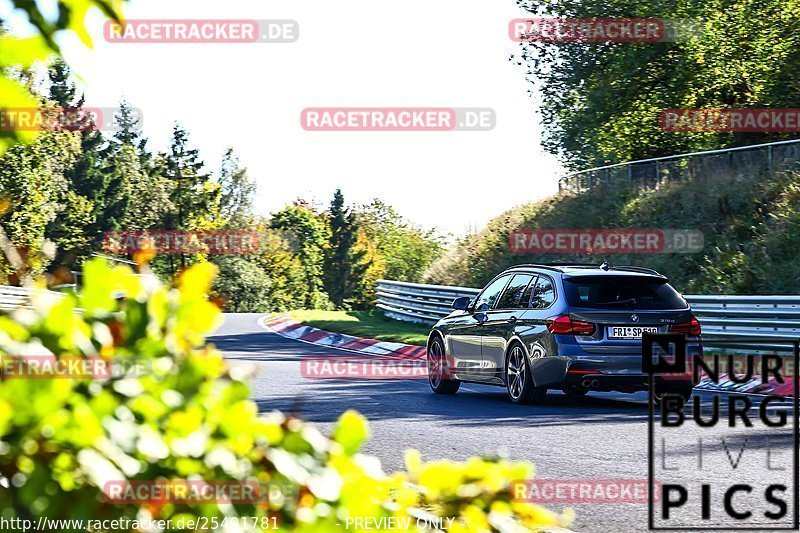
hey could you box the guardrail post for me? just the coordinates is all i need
[767,145,773,171]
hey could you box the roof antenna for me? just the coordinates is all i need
[600,261,610,271]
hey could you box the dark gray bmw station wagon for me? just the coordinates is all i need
[426,263,699,404]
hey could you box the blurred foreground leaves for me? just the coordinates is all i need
[0,259,572,531]
[0,0,125,155]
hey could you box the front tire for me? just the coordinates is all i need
[506,343,547,405]
[427,338,459,395]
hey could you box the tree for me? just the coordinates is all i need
[113,145,173,230]
[46,61,128,267]
[162,123,221,270]
[0,130,81,281]
[323,189,369,308]
[211,254,273,312]
[110,97,160,178]
[164,123,219,229]
[270,202,331,309]
[218,148,255,229]
[112,98,142,146]
[514,0,800,169]
[356,199,444,282]
[47,59,79,110]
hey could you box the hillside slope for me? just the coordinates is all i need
[423,168,800,294]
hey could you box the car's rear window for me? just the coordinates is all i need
[563,276,687,310]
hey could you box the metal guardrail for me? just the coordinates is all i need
[0,286,65,311]
[376,280,800,348]
[558,138,800,193]
[376,279,480,323]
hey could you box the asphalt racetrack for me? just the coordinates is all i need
[211,313,797,533]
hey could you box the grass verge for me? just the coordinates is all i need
[286,309,430,346]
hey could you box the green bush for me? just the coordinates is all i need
[0,259,571,531]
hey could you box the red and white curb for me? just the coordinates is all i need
[261,314,426,360]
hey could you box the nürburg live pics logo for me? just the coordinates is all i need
[644,333,799,530]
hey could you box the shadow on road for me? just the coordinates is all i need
[211,323,704,429]
[253,376,651,428]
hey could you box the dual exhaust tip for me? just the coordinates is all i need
[581,378,601,388]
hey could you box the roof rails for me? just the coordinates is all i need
[506,262,600,273]
[506,263,579,272]
[510,262,597,268]
[506,263,663,276]
[609,265,663,276]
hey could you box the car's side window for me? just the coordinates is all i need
[475,275,512,310]
[495,274,534,309]
[529,275,556,309]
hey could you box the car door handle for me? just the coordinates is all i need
[507,316,518,324]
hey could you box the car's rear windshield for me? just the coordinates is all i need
[563,276,687,310]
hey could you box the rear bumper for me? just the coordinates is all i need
[561,372,693,393]
[556,337,702,376]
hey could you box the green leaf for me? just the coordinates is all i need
[332,410,370,455]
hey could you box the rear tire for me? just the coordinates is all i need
[427,338,459,395]
[506,343,547,405]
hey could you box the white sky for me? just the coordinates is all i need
[1,0,563,237]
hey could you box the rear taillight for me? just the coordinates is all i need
[546,315,596,335]
[670,315,701,336]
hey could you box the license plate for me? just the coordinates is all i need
[608,326,659,339]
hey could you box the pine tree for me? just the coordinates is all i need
[48,60,80,109]
[45,60,124,267]
[323,189,369,308]
[163,123,220,268]
[112,99,143,146]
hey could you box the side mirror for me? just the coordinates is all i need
[473,303,490,323]
[452,296,472,310]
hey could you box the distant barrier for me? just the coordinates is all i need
[558,138,800,193]
[376,280,800,349]
[0,286,35,311]
[0,285,65,311]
